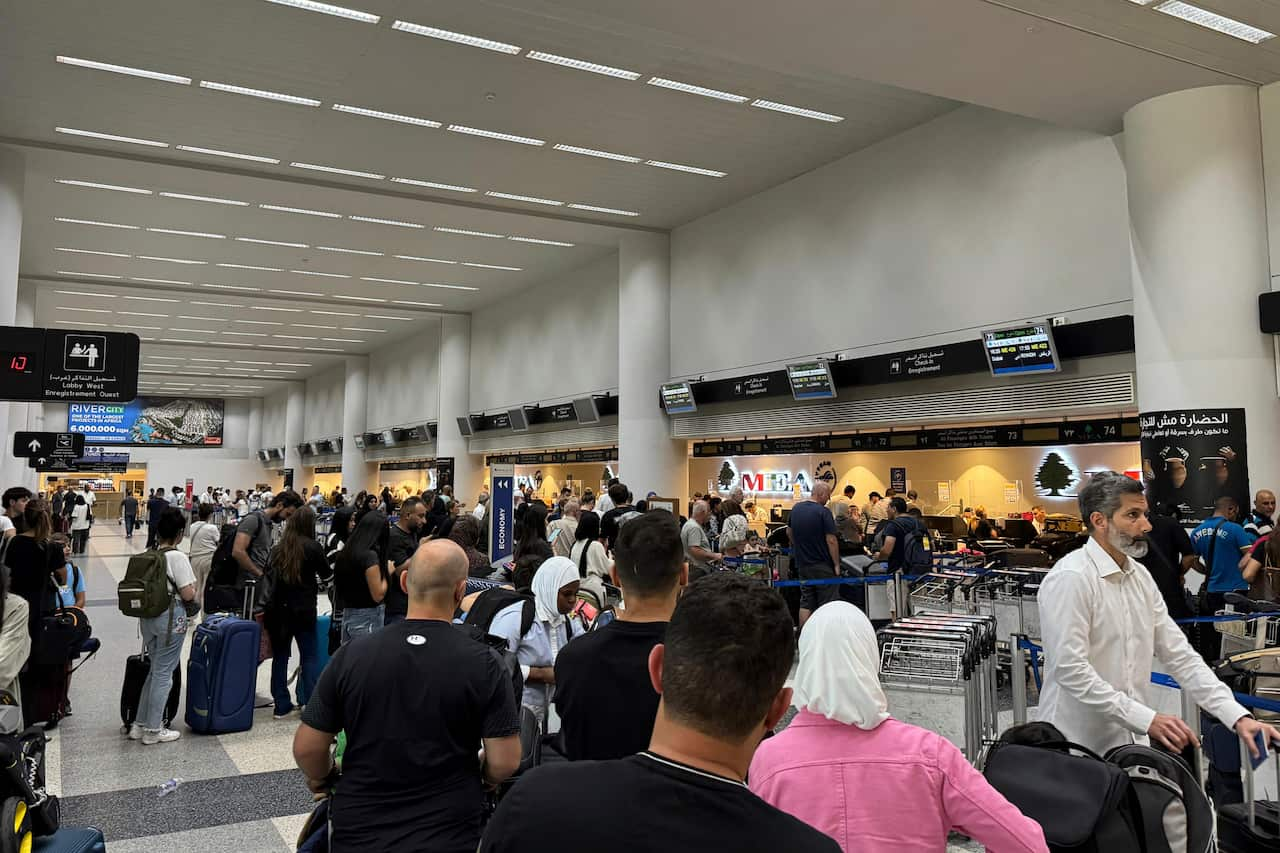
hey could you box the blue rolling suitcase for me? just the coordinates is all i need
[186,584,260,734]
[33,826,106,852]
[295,613,332,707]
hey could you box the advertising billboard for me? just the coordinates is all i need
[67,397,225,446]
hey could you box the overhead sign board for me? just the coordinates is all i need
[12,432,85,460]
[0,326,139,403]
[786,360,837,401]
[982,324,1061,376]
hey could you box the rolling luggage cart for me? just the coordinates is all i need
[314,511,334,544]
[1216,595,1280,659]
[878,611,999,763]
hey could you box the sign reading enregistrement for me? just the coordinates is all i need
[0,326,139,403]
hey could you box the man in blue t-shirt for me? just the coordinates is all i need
[787,482,839,628]
[1190,496,1254,661]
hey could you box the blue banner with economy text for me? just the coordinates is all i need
[489,463,515,567]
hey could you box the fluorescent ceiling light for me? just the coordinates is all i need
[256,306,303,312]
[200,283,257,291]
[261,204,341,218]
[435,226,504,239]
[263,0,380,24]
[56,307,112,314]
[169,328,211,334]
[525,51,640,80]
[132,277,191,285]
[294,323,336,329]
[462,262,521,270]
[150,355,185,360]
[334,294,386,302]
[235,237,309,248]
[217,263,283,271]
[348,215,424,228]
[361,276,416,285]
[275,362,310,366]
[485,191,564,206]
[56,55,192,85]
[332,104,440,127]
[56,247,131,258]
[159,191,249,206]
[551,144,642,164]
[138,255,207,264]
[66,321,110,328]
[291,269,350,278]
[342,327,384,332]
[116,325,161,330]
[123,295,180,302]
[236,360,273,365]
[323,337,364,343]
[310,310,348,316]
[646,77,748,103]
[117,311,170,317]
[414,282,478,291]
[290,161,386,180]
[263,368,298,372]
[55,270,121,279]
[55,290,116,298]
[179,315,226,321]
[392,300,441,307]
[395,255,456,264]
[269,289,314,296]
[176,145,280,164]
[365,314,413,321]
[749,99,844,123]
[1152,1,1274,42]
[274,334,317,340]
[447,125,545,146]
[55,126,169,147]
[305,347,346,352]
[316,245,382,256]
[391,20,521,54]
[189,358,221,362]
[390,177,476,193]
[158,338,206,344]
[56,178,152,194]
[55,217,137,229]
[568,203,640,216]
[191,301,245,307]
[235,320,284,326]
[259,345,302,350]
[199,80,321,106]
[147,227,227,239]
[508,235,575,247]
[645,159,727,178]
[225,331,268,337]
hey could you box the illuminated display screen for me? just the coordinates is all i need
[982,324,1060,376]
[786,360,837,401]
[660,382,697,415]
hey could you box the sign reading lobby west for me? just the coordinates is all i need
[0,326,139,404]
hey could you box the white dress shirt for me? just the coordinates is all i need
[1037,536,1248,754]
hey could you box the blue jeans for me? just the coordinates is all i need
[269,618,318,714]
[138,602,186,730]
[340,605,383,644]
[124,514,136,538]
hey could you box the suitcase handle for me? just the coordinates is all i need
[1239,739,1280,828]
[242,578,257,620]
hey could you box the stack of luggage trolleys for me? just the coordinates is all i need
[972,567,1049,672]
[877,610,1000,764]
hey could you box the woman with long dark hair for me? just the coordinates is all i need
[570,510,610,605]
[1,502,54,726]
[265,506,331,717]
[514,501,552,563]
[448,515,490,577]
[335,510,389,643]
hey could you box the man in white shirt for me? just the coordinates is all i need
[199,486,214,506]
[1038,471,1279,758]
[0,488,31,541]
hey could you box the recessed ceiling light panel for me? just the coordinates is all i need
[447,125,545,146]
[217,263,283,271]
[485,191,564,206]
[290,162,386,180]
[147,227,227,239]
[525,51,640,80]
[55,271,121,279]
[395,255,457,264]
[56,55,192,85]
[435,226,504,239]
[508,235,574,247]
[55,127,169,147]
[176,145,280,164]
[1152,0,1275,42]
[645,159,727,178]
[551,144,642,163]
[261,204,342,218]
[56,247,131,258]
[235,237,309,248]
[159,192,249,206]
[55,217,138,229]
[749,99,844,123]
[332,104,441,127]
[391,20,521,54]
[646,77,748,103]
[199,80,321,106]
[568,203,640,216]
[317,245,383,256]
[390,177,477,193]
[263,0,380,24]
[348,215,424,228]
[56,179,152,194]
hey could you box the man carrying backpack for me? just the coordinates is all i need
[876,497,933,573]
[231,491,304,609]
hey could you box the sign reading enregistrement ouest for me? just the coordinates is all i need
[0,326,139,403]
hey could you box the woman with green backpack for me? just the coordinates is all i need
[122,508,198,746]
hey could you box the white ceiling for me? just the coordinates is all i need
[5,0,1280,392]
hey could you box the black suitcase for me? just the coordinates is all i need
[1218,743,1280,852]
[120,648,181,730]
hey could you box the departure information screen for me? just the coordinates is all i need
[786,360,837,400]
[660,382,697,415]
[982,324,1060,376]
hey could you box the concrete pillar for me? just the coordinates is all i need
[617,234,687,500]
[437,314,482,502]
[247,398,263,453]
[1126,85,1280,513]
[0,149,22,491]
[284,382,304,492]
[341,355,377,493]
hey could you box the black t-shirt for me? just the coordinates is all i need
[146,496,168,522]
[383,525,419,618]
[302,620,520,853]
[554,619,666,761]
[882,516,920,571]
[266,538,330,623]
[1140,515,1196,620]
[335,547,382,610]
[600,505,634,551]
[787,500,836,569]
[480,752,840,853]
[122,496,138,516]
[3,537,61,639]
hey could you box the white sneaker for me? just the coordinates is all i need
[127,724,143,741]
[141,727,181,745]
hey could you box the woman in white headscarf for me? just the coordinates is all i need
[510,557,580,726]
[749,602,1047,853]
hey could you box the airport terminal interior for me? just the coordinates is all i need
[5,0,1280,851]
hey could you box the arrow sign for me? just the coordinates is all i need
[13,432,84,460]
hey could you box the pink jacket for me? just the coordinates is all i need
[749,711,1048,853]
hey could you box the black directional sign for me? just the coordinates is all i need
[13,431,85,459]
[0,326,139,403]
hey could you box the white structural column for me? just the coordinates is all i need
[284,381,305,491]
[341,355,377,493]
[0,150,24,492]
[7,283,39,491]
[437,314,482,502]
[617,233,687,499]
[247,398,263,455]
[1126,85,1280,495]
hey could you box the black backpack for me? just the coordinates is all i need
[983,739,1143,852]
[202,523,246,614]
[456,623,525,709]
[900,518,934,571]
[464,588,535,639]
[1105,744,1214,853]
